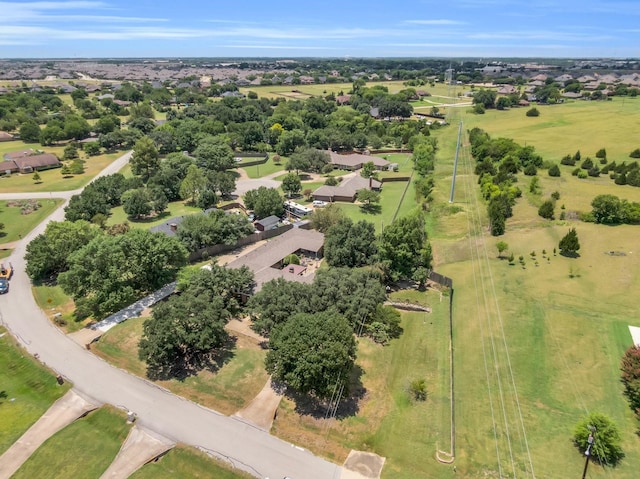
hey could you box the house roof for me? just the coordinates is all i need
[4,149,33,160]
[256,215,280,227]
[329,151,390,169]
[14,153,60,170]
[1,160,18,171]
[0,131,13,141]
[225,228,324,291]
[313,174,382,201]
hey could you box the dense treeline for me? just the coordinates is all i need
[468,127,545,235]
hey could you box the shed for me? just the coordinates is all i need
[255,215,280,232]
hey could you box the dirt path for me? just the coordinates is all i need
[99,426,174,479]
[0,389,99,478]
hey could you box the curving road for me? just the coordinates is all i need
[0,152,342,479]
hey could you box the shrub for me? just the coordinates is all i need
[526,107,540,117]
[409,379,427,401]
[571,168,580,176]
[595,148,607,159]
[573,412,624,466]
[560,154,576,166]
[629,148,640,158]
[473,103,485,114]
[551,191,560,200]
[548,164,561,177]
[581,157,594,170]
[588,166,600,177]
[524,164,537,176]
[538,200,555,219]
[577,170,588,179]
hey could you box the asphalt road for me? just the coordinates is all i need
[0,152,342,479]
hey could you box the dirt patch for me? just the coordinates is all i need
[5,199,41,215]
[343,450,386,478]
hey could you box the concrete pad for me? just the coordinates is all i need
[629,325,640,346]
[68,327,103,348]
[234,377,282,431]
[99,426,174,479]
[0,389,99,478]
[341,450,386,479]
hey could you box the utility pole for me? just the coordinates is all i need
[449,120,463,204]
[581,427,595,479]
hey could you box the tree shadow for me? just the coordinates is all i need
[145,336,237,381]
[560,251,581,258]
[277,364,366,420]
[359,204,382,215]
[128,211,172,224]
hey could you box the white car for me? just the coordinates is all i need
[312,200,327,207]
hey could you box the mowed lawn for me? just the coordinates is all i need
[130,445,254,479]
[12,406,131,479]
[0,141,124,193]
[0,327,70,455]
[420,98,640,478]
[92,316,269,415]
[240,157,287,178]
[106,200,203,229]
[0,198,62,244]
[271,293,453,475]
[462,97,640,162]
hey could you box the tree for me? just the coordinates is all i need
[595,148,607,160]
[281,172,302,198]
[25,220,102,281]
[621,346,640,419]
[591,194,624,224]
[472,89,497,109]
[629,148,640,159]
[83,142,101,156]
[526,107,540,117]
[138,289,230,379]
[356,189,381,211]
[248,278,311,336]
[538,199,555,219]
[177,209,253,252]
[573,412,624,466]
[310,204,345,232]
[548,164,561,177]
[361,161,376,179]
[496,241,508,258]
[130,136,160,181]
[325,218,377,267]
[58,229,188,319]
[32,171,41,183]
[559,228,580,256]
[179,164,207,205]
[194,136,235,171]
[378,211,432,281]
[121,188,152,219]
[275,129,306,156]
[243,187,284,219]
[496,96,511,110]
[265,311,356,399]
[19,120,41,142]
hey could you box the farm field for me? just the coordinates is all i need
[417,98,640,477]
[130,445,253,479]
[0,327,70,455]
[11,406,131,479]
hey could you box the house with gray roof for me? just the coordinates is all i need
[312,174,382,203]
[225,228,324,291]
[329,151,390,171]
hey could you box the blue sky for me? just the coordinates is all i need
[0,0,638,58]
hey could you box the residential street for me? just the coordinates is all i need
[0,151,342,479]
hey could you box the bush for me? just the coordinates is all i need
[538,199,555,219]
[551,191,560,200]
[595,147,607,159]
[524,164,537,176]
[577,170,588,179]
[473,103,485,114]
[561,154,576,166]
[629,148,640,158]
[548,164,561,177]
[409,379,427,401]
[588,166,600,177]
[526,107,540,117]
[581,157,594,170]
[573,412,624,466]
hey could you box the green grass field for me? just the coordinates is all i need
[106,201,203,229]
[0,198,62,245]
[92,316,269,415]
[0,327,70,455]
[130,445,253,479]
[12,406,131,479]
[240,157,287,179]
[0,140,123,193]
[32,284,83,333]
[412,99,640,478]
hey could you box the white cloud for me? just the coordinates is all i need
[405,19,467,25]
